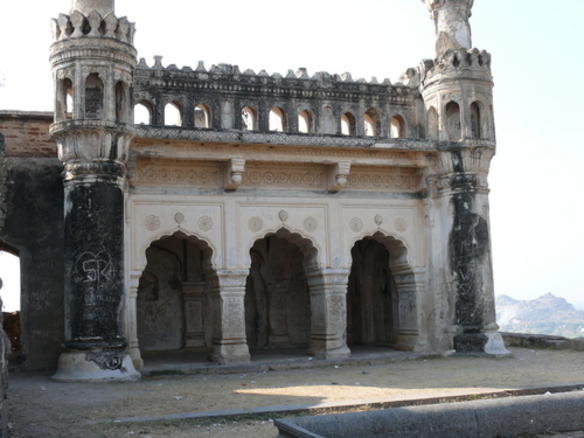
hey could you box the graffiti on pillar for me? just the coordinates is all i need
[71,250,120,339]
[77,251,114,286]
[85,350,123,371]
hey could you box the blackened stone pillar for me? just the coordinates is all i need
[426,147,509,356]
[50,0,139,381]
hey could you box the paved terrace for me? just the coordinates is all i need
[8,347,584,438]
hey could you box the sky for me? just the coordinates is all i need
[0,0,583,310]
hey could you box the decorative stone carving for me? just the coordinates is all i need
[278,210,289,222]
[144,215,161,231]
[349,218,364,233]
[133,159,223,187]
[328,162,351,193]
[248,217,263,232]
[303,217,318,233]
[374,215,384,226]
[198,216,213,232]
[174,212,185,225]
[241,163,326,190]
[224,158,246,191]
[346,167,420,192]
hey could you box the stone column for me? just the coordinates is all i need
[211,270,251,364]
[52,134,140,381]
[308,268,351,359]
[50,0,139,380]
[426,148,509,355]
[127,270,143,370]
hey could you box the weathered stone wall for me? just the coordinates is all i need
[0,113,65,371]
[0,112,55,157]
[0,129,11,436]
[0,298,9,438]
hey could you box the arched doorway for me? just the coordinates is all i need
[347,233,418,351]
[137,232,217,361]
[245,229,317,356]
[0,243,22,364]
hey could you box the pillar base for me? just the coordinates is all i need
[52,350,141,382]
[454,331,511,357]
[309,339,351,360]
[212,342,250,365]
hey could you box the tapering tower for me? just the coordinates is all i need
[421,0,509,355]
[50,0,140,381]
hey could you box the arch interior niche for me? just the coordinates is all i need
[137,233,216,357]
[445,101,461,141]
[245,229,317,354]
[347,233,417,350]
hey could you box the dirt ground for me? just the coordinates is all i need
[8,347,584,437]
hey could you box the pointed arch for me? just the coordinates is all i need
[445,101,461,141]
[470,101,482,139]
[56,78,74,121]
[136,231,218,356]
[245,228,319,353]
[347,231,418,351]
[115,81,130,123]
[389,114,406,139]
[298,109,315,134]
[364,108,380,137]
[134,101,153,125]
[84,73,104,119]
[269,107,287,132]
[194,104,212,129]
[341,112,356,136]
[241,106,258,131]
[164,101,182,127]
[427,106,439,140]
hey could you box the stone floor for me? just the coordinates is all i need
[8,347,584,437]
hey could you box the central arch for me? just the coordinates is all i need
[136,231,217,363]
[245,228,319,357]
[347,232,418,351]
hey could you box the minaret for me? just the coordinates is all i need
[420,0,509,355]
[50,0,140,381]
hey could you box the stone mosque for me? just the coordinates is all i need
[0,0,509,382]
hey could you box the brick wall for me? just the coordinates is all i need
[0,112,55,158]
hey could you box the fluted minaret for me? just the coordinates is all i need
[421,0,509,356]
[424,0,473,58]
[50,0,140,381]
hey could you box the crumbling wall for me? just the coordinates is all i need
[0,112,65,371]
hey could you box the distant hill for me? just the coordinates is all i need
[496,293,584,338]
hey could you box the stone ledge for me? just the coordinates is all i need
[501,332,584,351]
[275,390,584,438]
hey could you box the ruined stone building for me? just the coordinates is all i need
[0,0,508,381]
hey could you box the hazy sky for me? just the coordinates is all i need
[0,0,583,310]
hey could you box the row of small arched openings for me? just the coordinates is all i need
[426,100,487,141]
[57,74,131,123]
[134,101,408,138]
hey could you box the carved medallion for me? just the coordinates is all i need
[174,212,185,225]
[394,217,408,233]
[349,217,363,233]
[144,215,161,231]
[198,216,213,232]
[304,217,318,233]
[374,214,384,226]
[278,210,289,222]
[249,216,263,232]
